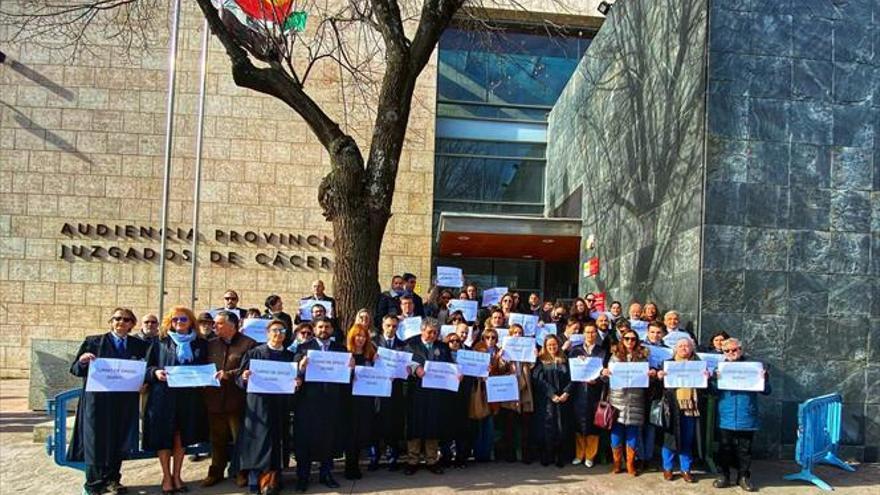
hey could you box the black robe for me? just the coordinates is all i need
[236,345,296,471]
[143,336,209,450]
[404,336,455,440]
[372,335,407,446]
[68,333,149,464]
[293,339,349,462]
[346,354,375,450]
[530,358,574,454]
[568,344,608,435]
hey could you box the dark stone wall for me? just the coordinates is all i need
[705,0,879,461]
[546,0,708,326]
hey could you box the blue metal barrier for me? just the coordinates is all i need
[783,393,856,491]
[46,388,211,471]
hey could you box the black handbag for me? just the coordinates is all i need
[649,394,670,428]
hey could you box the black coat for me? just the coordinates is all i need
[404,336,455,440]
[68,333,149,464]
[375,291,401,321]
[372,335,407,445]
[143,335,209,450]
[236,345,295,471]
[293,339,349,461]
[346,354,376,450]
[530,358,574,453]
[568,344,608,435]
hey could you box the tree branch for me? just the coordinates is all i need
[369,0,409,55]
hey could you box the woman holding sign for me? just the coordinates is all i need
[344,324,378,480]
[712,338,771,492]
[441,331,474,467]
[236,320,296,495]
[530,334,573,467]
[494,324,535,463]
[655,338,706,483]
[469,328,502,462]
[568,323,607,468]
[601,329,654,476]
[69,307,150,495]
[144,306,209,494]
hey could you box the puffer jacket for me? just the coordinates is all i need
[714,355,771,431]
[608,348,649,426]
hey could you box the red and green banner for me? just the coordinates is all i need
[212,0,307,33]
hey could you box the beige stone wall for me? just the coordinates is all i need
[0,2,436,377]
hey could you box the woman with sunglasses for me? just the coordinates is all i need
[69,308,150,495]
[569,322,608,468]
[144,306,209,494]
[440,331,473,467]
[601,329,654,476]
[236,320,296,495]
[494,324,535,464]
[712,338,771,492]
[289,322,314,353]
[530,334,573,467]
[470,328,502,462]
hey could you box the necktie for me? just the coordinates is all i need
[322,341,328,352]
[116,338,125,355]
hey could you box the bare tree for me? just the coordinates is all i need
[2,0,580,328]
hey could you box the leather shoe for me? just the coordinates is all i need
[295,478,308,493]
[713,474,731,488]
[681,471,696,483]
[663,470,674,481]
[403,464,418,475]
[427,463,444,474]
[107,481,128,494]
[235,472,249,488]
[738,473,757,492]
[319,473,340,489]
[200,475,222,488]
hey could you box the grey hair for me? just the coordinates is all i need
[215,310,240,328]
[421,317,440,331]
[664,310,680,319]
[722,337,741,350]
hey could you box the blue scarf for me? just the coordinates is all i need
[168,330,197,364]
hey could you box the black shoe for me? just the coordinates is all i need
[738,472,756,492]
[388,461,399,472]
[403,464,418,475]
[319,473,340,489]
[107,481,128,494]
[344,469,362,480]
[427,463,444,474]
[714,473,731,488]
[295,478,308,493]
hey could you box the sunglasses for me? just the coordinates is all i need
[112,316,134,323]
[448,339,461,344]
[724,348,741,353]
[622,336,637,341]
[484,336,498,340]
[224,296,238,300]
[171,316,189,323]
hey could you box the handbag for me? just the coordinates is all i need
[468,379,491,420]
[593,385,618,430]
[649,394,671,428]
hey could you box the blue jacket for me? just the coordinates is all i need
[713,356,771,431]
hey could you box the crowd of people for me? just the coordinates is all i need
[69,275,771,495]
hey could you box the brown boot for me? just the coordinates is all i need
[625,446,639,476]
[611,447,624,474]
[663,470,674,481]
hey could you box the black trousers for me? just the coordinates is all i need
[717,429,754,474]
[85,460,122,493]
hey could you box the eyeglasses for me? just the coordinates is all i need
[171,316,189,323]
[724,348,741,353]
[484,336,497,340]
[586,298,595,302]
[112,316,134,323]
[622,336,637,341]
[224,296,238,301]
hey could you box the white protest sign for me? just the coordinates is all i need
[85,358,146,392]
[304,350,352,384]
[609,361,649,389]
[494,327,509,342]
[536,323,557,346]
[247,359,297,394]
[298,300,333,321]
[422,361,460,392]
[352,365,392,397]
[663,330,693,349]
[166,364,219,388]
[717,361,765,392]
[436,266,464,288]
[630,319,649,340]
[502,336,537,363]
[440,325,457,338]
[481,287,508,307]
[647,344,673,369]
[397,317,422,341]
[486,374,518,403]
[447,299,478,322]
[456,349,490,378]
[241,318,269,343]
[508,313,539,337]
[663,360,708,389]
[375,347,413,380]
[567,333,585,347]
[570,357,603,382]
[697,352,725,373]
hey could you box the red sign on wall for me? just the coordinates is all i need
[586,257,600,277]
[593,292,606,312]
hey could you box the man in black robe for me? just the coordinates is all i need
[403,317,457,475]
[292,316,350,492]
[369,315,407,470]
[69,308,149,495]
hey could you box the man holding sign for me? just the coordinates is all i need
[292,317,351,491]
[403,317,459,475]
[712,338,771,492]
[69,308,149,495]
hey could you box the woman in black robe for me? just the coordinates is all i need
[143,306,209,494]
[441,331,474,467]
[568,322,608,467]
[344,324,378,479]
[530,334,574,467]
[236,320,296,495]
[69,307,149,495]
